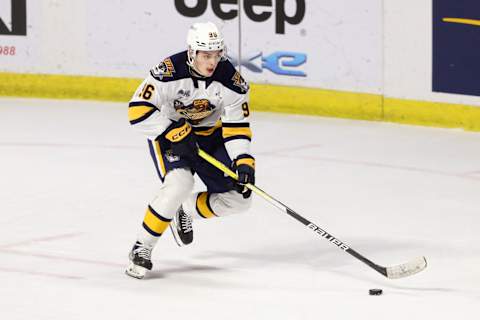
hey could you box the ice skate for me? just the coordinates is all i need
[169,206,193,246]
[125,241,153,279]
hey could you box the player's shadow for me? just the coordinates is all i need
[144,239,463,294]
[194,237,423,270]
[146,262,226,280]
[192,239,463,293]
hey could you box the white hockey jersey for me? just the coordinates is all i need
[128,50,252,161]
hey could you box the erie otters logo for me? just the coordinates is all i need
[150,58,176,80]
[174,98,216,124]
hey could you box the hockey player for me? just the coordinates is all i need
[125,22,255,279]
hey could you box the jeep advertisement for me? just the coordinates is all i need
[174,0,305,34]
[1,0,383,94]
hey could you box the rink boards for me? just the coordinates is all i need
[1,0,480,130]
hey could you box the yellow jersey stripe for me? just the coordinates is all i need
[128,105,155,122]
[222,127,253,139]
[194,120,222,136]
[196,192,216,219]
[143,207,170,235]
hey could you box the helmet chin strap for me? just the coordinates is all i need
[187,48,208,78]
[188,63,209,78]
[188,56,213,78]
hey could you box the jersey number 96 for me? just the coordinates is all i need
[139,84,155,100]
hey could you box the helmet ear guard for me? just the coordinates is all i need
[187,47,195,66]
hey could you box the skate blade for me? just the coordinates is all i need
[125,262,147,279]
[169,224,184,247]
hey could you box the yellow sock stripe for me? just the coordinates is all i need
[128,105,155,122]
[154,141,166,177]
[143,206,171,236]
[164,123,192,142]
[236,158,255,168]
[222,127,253,139]
[196,192,216,219]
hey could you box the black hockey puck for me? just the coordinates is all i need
[369,289,383,295]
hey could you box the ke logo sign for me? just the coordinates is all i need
[0,0,27,36]
[228,51,307,77]
[433,0,480,96]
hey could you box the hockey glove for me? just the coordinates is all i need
[232,155,255,199]
[163,118,198,159]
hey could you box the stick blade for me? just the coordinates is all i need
[385,256,427,279]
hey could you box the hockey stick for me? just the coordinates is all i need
[198,148,427,279]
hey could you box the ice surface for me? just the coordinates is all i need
[1,98,479,319]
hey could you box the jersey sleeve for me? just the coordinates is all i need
[128,75,172,141]
[220,68,253,161]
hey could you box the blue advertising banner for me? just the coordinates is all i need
[433,0,480,96]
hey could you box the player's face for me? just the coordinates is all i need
[194,50,222,77]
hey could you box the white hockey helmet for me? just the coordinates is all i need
[187,22,226,67]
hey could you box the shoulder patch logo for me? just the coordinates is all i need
[151,58,176,80]
[231,71,249,93]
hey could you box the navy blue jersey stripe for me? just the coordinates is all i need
[222,122,250,128]
[129,101,157,109]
